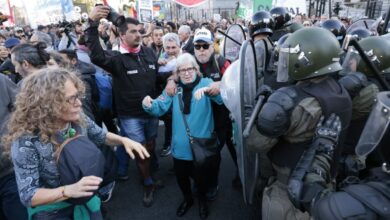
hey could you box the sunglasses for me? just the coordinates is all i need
[194,44,210,50]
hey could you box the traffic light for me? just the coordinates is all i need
[333,2,342,15]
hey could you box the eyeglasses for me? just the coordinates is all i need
[65,93,85,105]
[177,67,195,75]
[194,44,210,50]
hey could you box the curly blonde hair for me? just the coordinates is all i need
[2,67,85,156]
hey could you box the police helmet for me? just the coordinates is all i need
[249,10,274,38]
[270,7,291,30]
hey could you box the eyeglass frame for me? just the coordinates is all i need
[65,93,85,105]
[177,67,196,75]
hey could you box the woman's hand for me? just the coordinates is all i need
[142,96,153,108]
[165,80,177,96]
[64,176,102,198]
[122,137,150,159]
[194,87,211,100]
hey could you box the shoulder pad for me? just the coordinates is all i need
[338,72,368,99]
[256,87,298,137]
[312,191,370,220]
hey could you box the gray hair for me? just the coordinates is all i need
[31,31,52,48]
[162,33,180,48]
[175,53,201,76]
[178,25,192,35]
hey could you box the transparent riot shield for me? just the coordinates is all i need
[222,24,246,62]
[346,18,377,34]
[220,40,259,204]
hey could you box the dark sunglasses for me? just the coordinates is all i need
[194,44,210,50]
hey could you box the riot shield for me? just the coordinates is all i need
[220,40,259,204]
[356,91,390,157]
[254,40,267,79]
[346,18,377,34]
[222,24,246,62]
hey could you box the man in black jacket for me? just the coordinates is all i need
[85,5,159,208]
[58,49,99,122]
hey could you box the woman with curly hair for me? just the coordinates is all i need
[3,67,149,219]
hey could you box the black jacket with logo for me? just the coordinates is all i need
[85,22,157,118]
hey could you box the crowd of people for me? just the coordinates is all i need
[0,3,390,220]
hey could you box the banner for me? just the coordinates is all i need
[138,0,153,22]
[253,0,273,13]
[21,0,74,27]
[174,0,207,8]
[237,0,253,19]
[273,0,306,15]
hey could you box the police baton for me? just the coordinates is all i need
[382,6,390,35]
[243,95,265,138]
[349,38,390,90]
[218,30,242,46]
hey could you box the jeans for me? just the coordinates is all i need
[0,173,27,220]
[116,117,158,176]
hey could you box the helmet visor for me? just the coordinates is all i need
[277,44,300,82]
[341,47,361,74]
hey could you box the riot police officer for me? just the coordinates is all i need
[250,10,291,90]
[249,10,274,79]
[269,7,302,42]
[339,36,390,176]
[289,91,390,220]
[252,27,352,220]
[269,7,291,42]
[321,19,347,46]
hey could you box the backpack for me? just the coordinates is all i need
[56,135,105,205]
[95,71,113,110]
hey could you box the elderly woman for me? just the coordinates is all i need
[143,53,222,219]
[3,68,149,219]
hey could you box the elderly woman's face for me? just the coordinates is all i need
[60,80,83,123]
[177,63,196,84]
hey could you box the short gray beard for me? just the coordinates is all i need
[196,53,212,64]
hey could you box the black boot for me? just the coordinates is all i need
[199,200,209,219]
[176,198,194,217]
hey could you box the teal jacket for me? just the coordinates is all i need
[143,78,223,161]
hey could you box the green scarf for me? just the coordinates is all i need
[27,195,101,220]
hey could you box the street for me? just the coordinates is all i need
[104,125,261,220]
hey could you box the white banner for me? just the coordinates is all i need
[273,0,306,15]
[138,0,153,23]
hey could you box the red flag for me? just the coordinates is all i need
[6,0,13,24]
[174,0,208,8]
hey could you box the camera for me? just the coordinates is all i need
[95,4,125,27]
[58,21,73,35]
